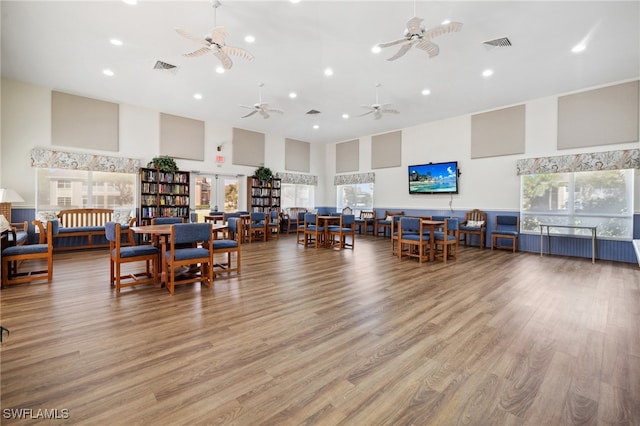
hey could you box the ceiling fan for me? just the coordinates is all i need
[377,1,462,61]
[175,1,254,70]
[358,83,399,120]
[240,83,284,119]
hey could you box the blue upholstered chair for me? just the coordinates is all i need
[390,215,404,256]
[162,223,213,295]
[6,221,28,246]
[303,213,324,248]
[151,217,184,225]
[491,215,519,252]
[295,211,307,245]
[328,214,356,250]
[2,219,59,287]
[249,211,268,243]
[213,217,242,276]
[398,217,429,262]
[105,222,159,293]
[434,217,460,263]
[355,210,375,235]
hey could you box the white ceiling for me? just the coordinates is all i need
[2,1,639,144]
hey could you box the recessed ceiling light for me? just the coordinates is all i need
[342,113,349,119]
[289,92,297,99]
[421,89,431,96]
[102,69,114,76]
[371,45,381,54]
[216,66,225,74]
[324,68,333,77]
[122,0,137,5]
[110,39,123,46]
[572,43,586,53]
[482,69,494,77]
[193,93,203,100]
[313,124,319,129]
[244,35,255,43]
[441,19,451,25]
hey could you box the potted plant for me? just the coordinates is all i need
[255,166,273,184]
[148,156,178,172]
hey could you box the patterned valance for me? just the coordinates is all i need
[30,147,141,173]
[516,149,640,176]
[334,172,375,185]
[276,172,318,185]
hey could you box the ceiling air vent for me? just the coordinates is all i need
[153,60,179,75]
[306,109,321,115]
[483,37,512,48]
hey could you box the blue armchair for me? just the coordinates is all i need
[491,215,519,252]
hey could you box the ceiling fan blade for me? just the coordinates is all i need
[406,16,424,34]
[214,49,233,69]
[380,107,400,114]
[222,45,255,61]
[423,21,463,40]
[175,28,209,46]
[182,47,211,58]
[357,110,374,117]
[386,43,412,61]
[239,104,255,110]
[415,40,440,58]
[267,108,284,114]
[378,38,408,48]
[210,27,227,45]
[241,110,258,118]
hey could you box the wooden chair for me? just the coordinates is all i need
[282,207,307,234]
[491,215,519,252]
[1,219,58,288]
[328,214,356,250]
[151,217,184,225]
[355,210,376,235]
[248,211,268,242]
[295,210,307,245]
[434,217,460,264]
[390,215,404,256]
[162,223,213,295]
[267,209,280,240]
[105,222,159,293]
[398,217,429,263]
[212,217,242,276]
[375,210,404,237]
[459,209,487,249]
[303,213,324,248]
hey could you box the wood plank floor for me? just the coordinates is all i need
[1,234,639,425]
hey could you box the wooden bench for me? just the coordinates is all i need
[34,208,136,251]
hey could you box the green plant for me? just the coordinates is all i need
[148,156,178,172]
[255,166,273,182]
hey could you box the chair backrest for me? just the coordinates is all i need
[304,213,317,226]
[105,221,118,242]
[360,210,375,220]
[172,223,212,245]
[48,219,60,238]
[445,217,460,232]
[342,206,353,215]
[152,217,184,225]
[496,215,519,231]
[297,211,307,222]
[465,209,487,226]
[399,217,421,234]
[223,212,241,221]
[226,217,243,243]
[269,210,279,222]
[250,212,266,223]
[341,214,355,226]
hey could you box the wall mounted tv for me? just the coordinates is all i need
[408,161,459,194]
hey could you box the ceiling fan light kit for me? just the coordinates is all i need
[359,83,399,120]
[239,83,284,119]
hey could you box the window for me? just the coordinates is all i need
[520,169,634,240]
[336,183,374,215]
[37,168,136,211]
[282,184,314,210]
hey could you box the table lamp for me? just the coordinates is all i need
[0,188,25,223]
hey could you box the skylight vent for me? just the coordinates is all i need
[483,37,512,48]
[306,109,321,115]
[153,60,179,75]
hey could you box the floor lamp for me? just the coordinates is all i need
[0,188,25,223]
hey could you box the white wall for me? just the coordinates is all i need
[0,78,326,209]
[323,81,640,213]
[2,77,638,213]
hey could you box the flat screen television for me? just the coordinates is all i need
[408,161,459,194]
